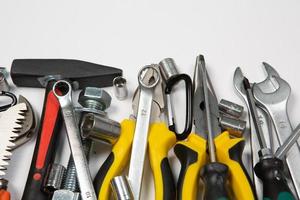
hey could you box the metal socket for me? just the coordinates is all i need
[219,115,246,138]
[52,189,80,200]
[113,76,128,100]
[219,99,244,118]
[43,164,66,193]
[111,176,134,200]
[159,58,179,81]
[81,113,121,145]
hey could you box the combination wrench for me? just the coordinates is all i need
[253,72,300,199]
[128,65,160,200]
[53,80,97,200]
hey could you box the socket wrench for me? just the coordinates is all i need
[127,65,160,200]
[53,80,97,200]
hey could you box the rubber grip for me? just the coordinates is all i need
[254,158,295,200]
[21,81,62,200]
[148,123,177,200]
[174,134,206,200]
[214,131,256,200]
[94,119,135,200]
[0,190,10,200]
[200,162,230,200]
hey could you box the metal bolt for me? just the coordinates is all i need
[63,88,111,192]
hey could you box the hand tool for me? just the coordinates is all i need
[94,65,165,200]
[11,95,37,150]
[10,59,122,200]
[219,114,246,137]
[53,80,97,200]
[233,66,274,199]
[110,176,133,200]
[0,103,28,200]
[251,64,300,198]
[127,65,160,199]
[219,99,244,118]
[243,77,300,200]
[113,76,128,100]
[174,55,255,200]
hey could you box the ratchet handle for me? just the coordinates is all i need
[214,131,256,200]
[148,123,177,200]
[254,158,295,200]
[22,81,62,200]
[94,119,135,200]
[0,190,10,200]
[174,133,206,200]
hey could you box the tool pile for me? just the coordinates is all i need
[0,56,299,200]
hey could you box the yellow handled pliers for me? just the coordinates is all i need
[174,55,257,200]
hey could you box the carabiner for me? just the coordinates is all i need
[165,73,192,140]
[0,91,17,112]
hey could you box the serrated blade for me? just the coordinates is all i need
[0,103,27,176]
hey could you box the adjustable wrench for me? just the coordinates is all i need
[253,68,300,199]
[53,80,97,200]
[128,65,160,200]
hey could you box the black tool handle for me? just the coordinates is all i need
[22,81,62,200]
[200,162,230,200]
[254,158,295,200]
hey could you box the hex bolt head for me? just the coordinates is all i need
[78,87,112,111]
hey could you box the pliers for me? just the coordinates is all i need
[174,55,256,200]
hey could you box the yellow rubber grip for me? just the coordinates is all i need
[175,133,207,200]
[148,122,177,200]
[97,119,135,200]
[215,131,255,200]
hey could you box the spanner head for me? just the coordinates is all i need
[233,67,247,99]
[255,62,280,93]
[253,76,291,106]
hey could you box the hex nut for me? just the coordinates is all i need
[52,190,80,200]
[78,87,112,110]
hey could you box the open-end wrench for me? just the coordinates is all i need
[128,65,160,200]
[53,80,97,200]
[233,66,273,199]
[253,66,300,199]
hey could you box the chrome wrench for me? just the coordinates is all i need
[253,68,300,199]
[128,65,160,200]
[53,80,97,200]
[233,66,273,199]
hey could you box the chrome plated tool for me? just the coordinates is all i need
[253,65,300,199]
[127,65,160,200]
[53,80,97,200]
[233,67,273,199]
[0,103,27,199]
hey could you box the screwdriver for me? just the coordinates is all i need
[243,77,298,200]
[199,61,230,199]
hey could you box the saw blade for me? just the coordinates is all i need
[0,103,27,176]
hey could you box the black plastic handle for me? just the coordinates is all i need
[165,74,192,140]
[200,162,230,200]
[254,157,295,200]
[22,81,62,200]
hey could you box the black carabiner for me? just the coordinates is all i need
[165,73,192,140]
[0,91,17,112]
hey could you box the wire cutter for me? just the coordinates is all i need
[174,55,256,200]
[93,65,176,200]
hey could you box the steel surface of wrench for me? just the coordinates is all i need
[53,80,97,200]
[233,67,273,199]
[128,65,160,200]
[253,74,300,199]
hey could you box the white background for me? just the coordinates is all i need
[1,1,300,199]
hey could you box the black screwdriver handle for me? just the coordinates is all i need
[22,81,62,200]
[254,158,295,200]
[200,162,230,200]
